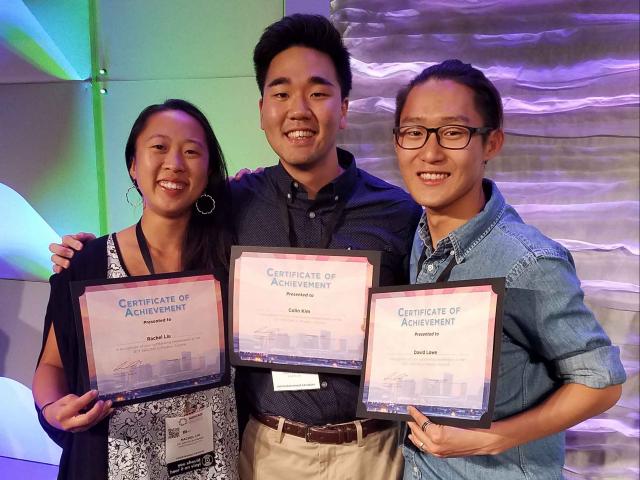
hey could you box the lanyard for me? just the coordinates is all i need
[279,192,349,249]
[416,249,457,283]
[135,220,156,274]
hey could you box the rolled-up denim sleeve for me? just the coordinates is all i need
[556,345,626,387]
[506,251,626,388]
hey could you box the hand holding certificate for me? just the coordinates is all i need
[71,272,228,405]
[358,278,504,428]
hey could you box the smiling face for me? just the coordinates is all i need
[259,46,348,177]
[395,79,503,220]
[129,110,209,220]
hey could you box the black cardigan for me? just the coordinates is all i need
[36,235,110,479]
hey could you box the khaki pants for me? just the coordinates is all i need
[239,416,404,480]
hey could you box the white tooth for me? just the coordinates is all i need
[160,181,184,190]
[288,130,313,139]
[420,173,448,180]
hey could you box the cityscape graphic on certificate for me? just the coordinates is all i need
[77,274,226,402]
[362,285,498,420]
[232,251,375,370]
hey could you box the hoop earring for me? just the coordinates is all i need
[196,193,215,215]
[126,185,142,207]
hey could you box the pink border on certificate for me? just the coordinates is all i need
[78,275,224,397]
[233,251,372,342]
[364,284,498,413]
[232,251,374,369]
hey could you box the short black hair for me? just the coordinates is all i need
[395,59,503,132]
[253,14,352,99]
[124,99,232,271]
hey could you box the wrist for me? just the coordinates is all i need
[485,420,519,455]
[39,400,57,424]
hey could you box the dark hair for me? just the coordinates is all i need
[395,59,503,135]
[125,99,233,272]
[253,14,352,99]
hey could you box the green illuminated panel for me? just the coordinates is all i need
[0,82,101,236]
[0,0,288,274]
[23,0,92,79]
[98,0,283,80]
[0,0,90,81]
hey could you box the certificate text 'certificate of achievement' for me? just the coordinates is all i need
[72,272,228,405]
[229,246,381,374]
[358,278,504,427]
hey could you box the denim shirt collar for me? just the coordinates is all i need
[418,179,507,263]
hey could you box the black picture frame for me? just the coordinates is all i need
[70,270,229,407]
[356,277,505,428]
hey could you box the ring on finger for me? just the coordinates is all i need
[421,420,433,432]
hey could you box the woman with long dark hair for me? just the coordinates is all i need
[33,99,238,479]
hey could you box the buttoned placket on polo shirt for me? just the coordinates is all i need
[282,177,350,397]
[285,178,347,250]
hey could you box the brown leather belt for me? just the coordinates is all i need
[253,412,390,445]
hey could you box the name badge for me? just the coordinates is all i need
[165,407,215,477]
[272,371,320,391]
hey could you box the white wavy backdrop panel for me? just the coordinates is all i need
[331,1,639,478]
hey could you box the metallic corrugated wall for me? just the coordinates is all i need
[331,1,639,477]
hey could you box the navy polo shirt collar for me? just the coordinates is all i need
[272,147,358,203]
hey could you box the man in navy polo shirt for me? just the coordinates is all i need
[230,14,420,480]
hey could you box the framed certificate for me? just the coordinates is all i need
[229,246,381,374]
[71,271,228,406]
[357,278,504,428]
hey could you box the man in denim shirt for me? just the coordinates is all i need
[393,59,626,479]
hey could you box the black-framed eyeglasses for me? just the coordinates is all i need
[393,125,493,150]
